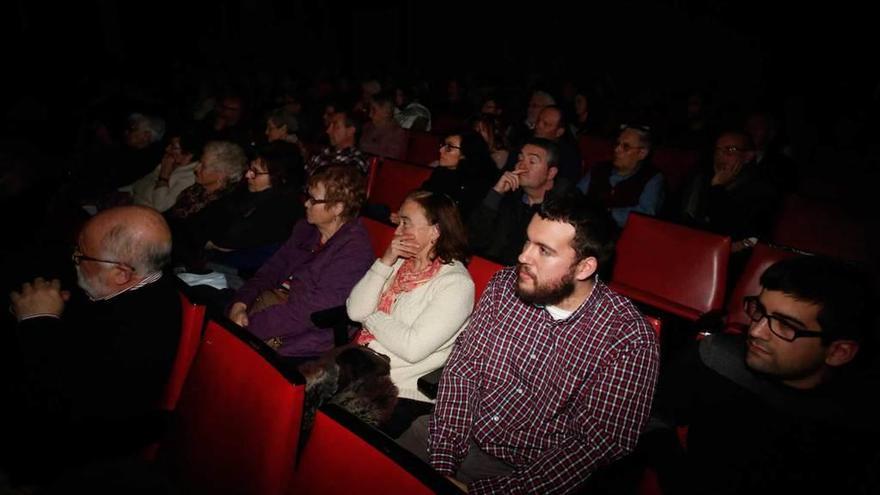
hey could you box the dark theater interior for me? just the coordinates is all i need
[1,1,878,494]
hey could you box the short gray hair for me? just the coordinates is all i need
[129,113,166,144]
[203,141,247,183]
[532,91,556,107]
[100,223,172,274]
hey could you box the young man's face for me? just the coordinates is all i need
[516,215,580,306]
[745,289,828,385]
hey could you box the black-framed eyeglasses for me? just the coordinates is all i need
[304,193,331,205]
[440,143,461,151]
[72,247,135,272]
[743,296,822,342]
[247,166,270,176]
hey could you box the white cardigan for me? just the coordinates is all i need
[121,161,197,213]
[346,259,474,402]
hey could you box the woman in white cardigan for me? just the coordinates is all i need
[347,191,474,435]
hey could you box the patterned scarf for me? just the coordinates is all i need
[167,181,237,220]
[355,257,443,345]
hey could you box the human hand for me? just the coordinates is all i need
[380,232,420,266]
[711,161,743,187]
[10,277,69,320]
[229,302,249,327]
[492,169,525,194]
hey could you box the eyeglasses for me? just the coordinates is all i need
[72,247,135,272]
[715,145,746,156]
[743,296,823,342]
[440,143,461,151]
[304,193,332,205]
[247,166,270,176]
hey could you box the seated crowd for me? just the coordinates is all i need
[1,71,877,495]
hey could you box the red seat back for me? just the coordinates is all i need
[467,255,502,304]
[771,194,869,261]
[361,217,396,258]
[158,292,207,411]
[292,406,461,495]
[578,134,614,173]
[368,159,433,213]
[724,243,799,333]
[651,148,700,195]
[160,320,304,495]
[611,214,731,321]
[364,155,381,199]
[406,131,442,166]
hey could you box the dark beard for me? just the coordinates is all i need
[515,264,576,306]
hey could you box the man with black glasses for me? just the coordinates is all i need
[3,206,181,485]
[645,256,879,494]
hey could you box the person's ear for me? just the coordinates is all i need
[574,256,598,281]
[547,166,558,181]
[554,127,564,139]
[111,265,134,286]
[825,340,859,367]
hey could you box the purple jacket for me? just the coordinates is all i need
[233,218,374,356]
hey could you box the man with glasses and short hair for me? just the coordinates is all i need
[577,124,664,227]
[4,206,181,483]
[680,130,777,253]
[645,256,879,495]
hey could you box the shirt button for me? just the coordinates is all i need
[517,388,523,394]
[492,415,500,422]
[530,354,536,359]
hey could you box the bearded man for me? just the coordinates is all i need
[398,195,660,494]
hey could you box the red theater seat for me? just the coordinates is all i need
[724,243,799,334]
[578,134,615,173]
[406,131,442,166]
[362,217,396,258]
[651,148,700,195]
[467,255,503,304]
[160,319,304,495]
[368,159,433,213]
[611,214,731,322]
[292,405,462,495]
[771,194,869,262]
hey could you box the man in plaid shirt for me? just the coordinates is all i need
[399,195,660,494]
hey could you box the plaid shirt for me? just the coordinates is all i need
[429,267,659,494]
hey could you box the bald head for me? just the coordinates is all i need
[83,206,172,278]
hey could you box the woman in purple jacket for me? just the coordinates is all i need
[228,165,374,357]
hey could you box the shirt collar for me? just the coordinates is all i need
[91,271,163,302]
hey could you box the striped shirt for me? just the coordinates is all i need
[429,268,660,494]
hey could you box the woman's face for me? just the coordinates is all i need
[245,157,272,192]
[194,152,226,189]
[395,199,438,258]
[164,137,189,166]
[304,181,339,227]
[438,135,463,169]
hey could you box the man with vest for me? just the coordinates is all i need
[577,124,664,227]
